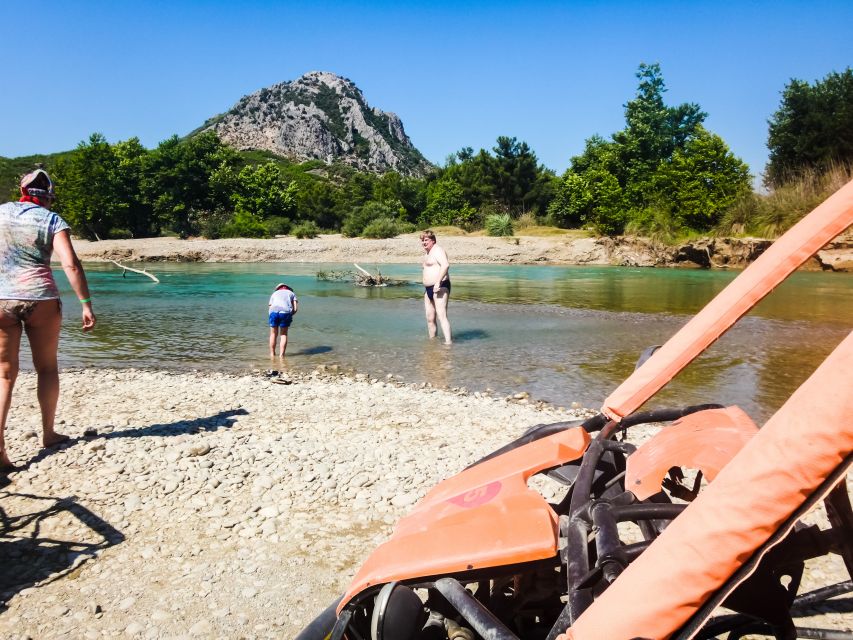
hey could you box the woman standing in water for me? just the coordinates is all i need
[420,229,452,344]
[0,168,96,471]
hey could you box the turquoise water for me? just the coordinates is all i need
[46,262,852,423]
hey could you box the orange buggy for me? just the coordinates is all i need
[298,182,853,640]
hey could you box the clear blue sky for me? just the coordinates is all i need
[2,0,850,182]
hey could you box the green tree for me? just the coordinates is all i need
[651,127,751,230]
[233,162,297,219]
[296,179,340,229]
[145,132,239,238]
[442,148,495,211]
[766,68,853,186]
[373,172,427,222]
[113,137,154,237]
[342,201,399,237]
[424,178,476,227]
[492,136,544,213]
[220,209,270,238]
[553,63,745,235]
[547,172,592,228]
[53,133,126,240]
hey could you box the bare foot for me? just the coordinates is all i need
[1,450,16,472]
[42,432,71,448]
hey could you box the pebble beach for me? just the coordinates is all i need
[1,367,850,639]
[0,367,590,639]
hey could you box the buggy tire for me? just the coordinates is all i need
[294,596,342,640]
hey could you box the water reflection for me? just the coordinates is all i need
[421,341,453,389]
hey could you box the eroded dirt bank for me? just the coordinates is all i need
[70,232,853,271]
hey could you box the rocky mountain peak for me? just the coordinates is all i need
[201,71,432,177]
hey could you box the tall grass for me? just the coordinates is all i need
[719,163,853,238]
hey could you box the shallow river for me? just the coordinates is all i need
[47,262,851,424]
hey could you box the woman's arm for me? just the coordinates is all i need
[53,230,96,331]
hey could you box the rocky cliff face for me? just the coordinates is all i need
[200,71,432,177]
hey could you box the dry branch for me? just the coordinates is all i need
[109,260,160,283]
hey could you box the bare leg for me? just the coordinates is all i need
[279,326,290,357]
[0,313,23,468]
[423,294,437,338]
[24,300,66,448]
[433,290,452,344]
[269,327,279,358]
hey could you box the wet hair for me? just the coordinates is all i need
[419,230,436,242]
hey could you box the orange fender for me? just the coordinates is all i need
[626,406,758,500]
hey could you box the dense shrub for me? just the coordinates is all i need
[265,216,292,236]
[361,218,402,238]
[342,201,398,237]
[220,210,270,238]
[198,207,232,239]
[514,212,539,231]
[485,213,514,236]
[292,220,319,238]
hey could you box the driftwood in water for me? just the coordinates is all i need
[353,263,386,286]
[109,260,160,283]
[315,264,410,288]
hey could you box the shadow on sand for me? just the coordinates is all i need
[0,491,125,613]
[0,407,256,613]
[0,407,251,611]
[17,408,249,472]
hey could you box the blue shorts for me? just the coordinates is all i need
[269,311,293,328]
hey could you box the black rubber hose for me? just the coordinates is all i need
[294,596,343,640]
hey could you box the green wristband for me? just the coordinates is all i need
[79,297,92,303]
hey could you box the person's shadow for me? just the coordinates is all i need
[289,345,333,356]
[17,407,249,471]
[452,329,489,342]
[0,406,251,610]
[0,491,125,614]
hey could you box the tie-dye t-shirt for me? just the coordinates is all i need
[0,201,70,300]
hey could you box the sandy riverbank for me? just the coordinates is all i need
[0,368,849,638]
[70,233,853,271]
[0,368,590,638]
[72,233,565,265]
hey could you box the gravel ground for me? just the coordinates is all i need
[0,368,849,639]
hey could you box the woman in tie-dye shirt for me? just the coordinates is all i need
[0,169,96,471]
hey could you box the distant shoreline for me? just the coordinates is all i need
[70,232,852,271]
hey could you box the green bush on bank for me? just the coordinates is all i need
[220,210,270,238]
[485,213,514,236]
[265,216,292,236]
[361,217,415,238]
[292,220,319,238]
